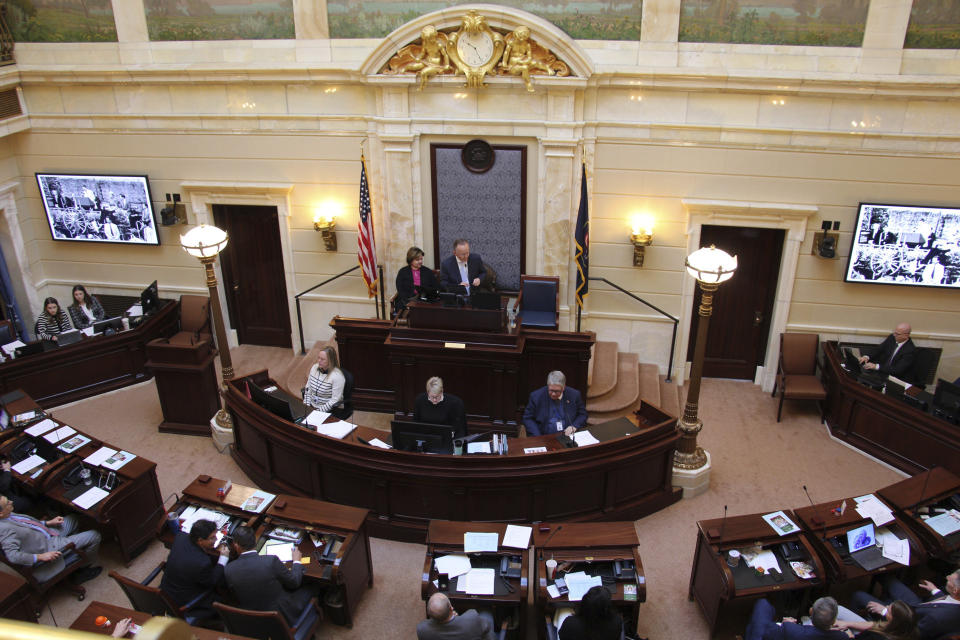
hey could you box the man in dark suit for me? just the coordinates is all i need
[745,596,848,640]
[224,525,316,626]
[859,322,917,379]
[850,571,960,640]
[522,370,587,437]
[160,519,229,619]
[439,239,486,295]
[416,592,497,640]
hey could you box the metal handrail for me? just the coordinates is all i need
[577,276,679,382]
[293,264,385,354]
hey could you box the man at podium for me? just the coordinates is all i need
[523,370,587,437]
[440,239,486,295]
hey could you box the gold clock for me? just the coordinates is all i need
[447,10,505,88]
[456,29,495,67]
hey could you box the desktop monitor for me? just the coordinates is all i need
[93,317,124,335]
[933,378,960,422]
[885,380,905,400]
[247,380,303,423]
[141,280,160,315]
[470,291,500,310]
[846,522,875,553]
[14,342,44,358]
[390,420,456,454]
[416,285,440,302]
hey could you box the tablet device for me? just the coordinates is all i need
[846,522,875,553]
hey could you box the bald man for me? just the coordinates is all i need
[859,323,917,379]
[416,592,496,640]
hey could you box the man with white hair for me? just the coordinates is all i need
[522,370,587,437]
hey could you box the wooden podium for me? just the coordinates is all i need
[146,337,219,436]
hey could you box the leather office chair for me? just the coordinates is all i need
[109,562,215,626]
[168,295,211,346]
[0,319,15,345]
[772,333,826,422]
[0,542,88,617]
[910,347,940,387]
[331,368,354,421]
[213,598,323,640]
[513,275,560,330]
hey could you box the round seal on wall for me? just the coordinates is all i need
[461,139,495,174]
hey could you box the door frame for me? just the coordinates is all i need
[182,181,295,350]
[679,199,817,392]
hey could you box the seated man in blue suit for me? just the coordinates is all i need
[439,238,486,295]
[745,596,848,640]
[160,519,229,620]
[849,570,960,640]
[523,370,587,437]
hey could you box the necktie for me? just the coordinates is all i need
[459,262,469,294]
[10,515,56,538]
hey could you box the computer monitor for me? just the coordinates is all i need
[470,291,500,310]
[140,280,160,315]
[390,420,456,454]
[93,317,124,335]
[846,522,875,553]
[841,348,862,375]
[247,381,305,423]
[933,378,960,423]
[885,379,905,399]
[14,342,44,358]
[56,329,83,346]
[416,285,440,303]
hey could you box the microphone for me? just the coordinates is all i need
[803,485,825,527]
[540,524,563,550]
[912,465,937,517]
[709,505,727,540]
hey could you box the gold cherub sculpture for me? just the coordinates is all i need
[385,25,453,90]
[500,25,567,92]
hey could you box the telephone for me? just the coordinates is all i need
[556,433,578,448]
[98,470,117,491]
[778,541,805,561]
[614,559,636,580]
[499,555,522,579]
[61,463,85,488]
[10,438,36,463]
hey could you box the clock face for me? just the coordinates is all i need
[457,31,495,67]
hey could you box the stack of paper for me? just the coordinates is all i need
[854,494,894,526]
[127,304,143,316]
[458,568,495,595]
[743,549,782,574]
[11,454,45,475]
[467,442,491,454]
[304,410,331,428]
[502,525,532,549]
[58,434,91,453]
[925,510,960,537]
[564,571,603,601]
[1,340,24,357]
[24,418,57,437]
[179,506,230,533]
[241,490,276,513]
[43,425,76,444]
[434,554,472,578]
[573,431,600,446]
[83,447,117,467]
[101,450,135,470]
[72,486,110,510]
[368,438,392,449]
[316,420,356,439]
[463,532,499,552]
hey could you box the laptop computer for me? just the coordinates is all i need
[57,330,83,346]
[14,342,44,358]
[846,522,893,571]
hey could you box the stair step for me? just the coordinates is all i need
[587,341,620,398]
[586,353,639,413]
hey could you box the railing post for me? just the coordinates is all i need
[378,264,386,320]
[296,296,305,355]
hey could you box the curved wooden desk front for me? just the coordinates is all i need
[227,372,682,542]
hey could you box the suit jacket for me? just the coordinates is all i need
[868,335,917,379]
[439,254,486,293]
[396,265,441,302]
[914,600,960,640]
[523,386,587,437]
[67,297,106,330]
[416,609,496,640]
[224,551,306,625]
[160,531,224,609]
[761,623,848,640]
[0,514,74,581]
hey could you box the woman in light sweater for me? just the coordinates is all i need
[304,346,345,413]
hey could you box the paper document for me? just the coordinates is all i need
[368,438,392,449]
[101,450,135,470]
[744,549,781,574]
[761,510,799,536]
[304,411,331,427]
[81,327,94,337]
[854,495,894,526]
[12,454,45,475]
[434,554,472,578]
[547,584,561,599]
[241,490,276,513]
[83,447,117,467]
[260,541,295,562]
[523,447,547,454]
[564,571,603,601]
[43,425,76,444]
[127,304,143,316]
[925,510,960,537]
[887,374,911,390]
[72,486,109,510]
[502,524,532,549]
[316,420,356,439]
[467,442,491,454]
[180,506,229,533]
[24,418,57,437]
[1,340,24,356]
[463,532,499,552]
[58,434,91,453]
[882,537,910,565]
[462,568,496,595]
[573,431,600,446]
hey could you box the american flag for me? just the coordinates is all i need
[357,155,378,297]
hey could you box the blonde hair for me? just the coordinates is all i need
[426,376,443,395]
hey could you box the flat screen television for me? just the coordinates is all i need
[844,202,960,289]
[35,173,159,245]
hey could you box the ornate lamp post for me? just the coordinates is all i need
[180,224,234,430]
[673,245,737,495]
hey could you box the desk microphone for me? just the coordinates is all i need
[803,485,825,527]
[540,524,563,551]
[912,464,937,517]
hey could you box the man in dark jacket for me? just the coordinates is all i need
[859,323,917,379]
[160,519,228,619]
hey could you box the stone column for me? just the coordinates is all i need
[860,0,913,74]
[111,0,148,42]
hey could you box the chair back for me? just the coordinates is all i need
[0,320,14,345]
[522,279,557,313]
[911,347,941,386]
[780,333,819,375]
[109,570,179,618]
[517,275,560,329]
[213,602,293,640]
[179,295,210,335]
[332,368,354,420]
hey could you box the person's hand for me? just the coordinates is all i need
[111,618,132,638]
[919,579,938,593]
[858,355,869,364]
[0,460,10,472]
[218,542,231,557]
[291,548,302,563]
[563,426,576,437]
[37,550,61,562]
[460,281,469,288]
[45,516,64,527]
[782,617,796,624]
[864,362,878,370]
[472,277,480,287]
[51,335,58,342]
[865,601,886,616]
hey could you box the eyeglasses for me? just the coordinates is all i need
[428,393,442,404]
[547,386,564,397]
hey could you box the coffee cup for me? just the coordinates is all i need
[545,558,558,581]
[726,549,740,568]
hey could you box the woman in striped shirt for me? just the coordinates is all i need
[304,346,345,413]
[35,297,72,342]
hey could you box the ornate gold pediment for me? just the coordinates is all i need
[382,10,571,92]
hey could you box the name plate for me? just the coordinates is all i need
[444,342,466,349]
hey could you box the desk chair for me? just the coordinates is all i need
[0,542,88,617]
[110,562,216,626]
[168,295,211,346]
[772,332,826,422]
[331,368,354,421]
[0,319,15,345]
[513,275,559,330]
[213,598,323,640]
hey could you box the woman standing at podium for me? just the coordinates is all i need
[304,346,345,413]
[35,297,72,342]
[67,284,106,330]
[395,246,439,311]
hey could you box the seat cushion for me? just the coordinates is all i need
[293,607,321,640]
[519,310,556,328]
[783,375,827,399]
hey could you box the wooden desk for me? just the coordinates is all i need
[331,316,595,435]
[689,511,827,635]
[0,391,163,563]
[261,493,373,627]
[532,521,644,639]
[822,341,960,476]
[0,570,33,622]
[793,493,926,583]
[70,600,255,639]
[162,475,268,547]
[0,300,179,408]
[877,467,960,559]
[228,372,682,542]
[422,520,528,635]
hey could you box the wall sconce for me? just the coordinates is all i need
[629,213,655,267]
[813,220,840,259]
[313,209,338,252]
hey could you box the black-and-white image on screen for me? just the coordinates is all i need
[35,173,159,246]
[844,202,960,290]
